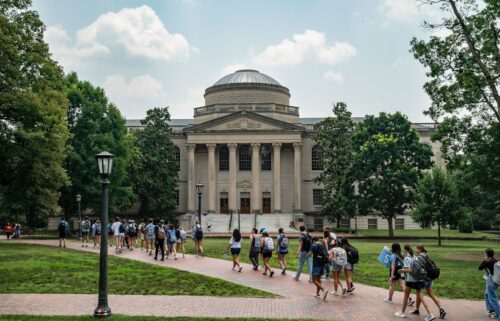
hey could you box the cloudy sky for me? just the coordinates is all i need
[34,0,448,122]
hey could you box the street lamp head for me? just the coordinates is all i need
[76,194,81,202]
[196,183,204,195]
[96,151,114,177]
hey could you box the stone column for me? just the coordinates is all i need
[293,142,302,213]
[228,143,238,213]
[272,143,282,213]
[187,143,196,212]
[207,143,216,213]
[251,143,261,213]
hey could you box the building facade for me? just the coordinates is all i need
[126,69,442,232]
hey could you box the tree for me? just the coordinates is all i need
[410,0,500,210]
[0,0,70,228]
[412,166,463,245]
[132,107,178,221]
[342,112,433,238]
[314,102,355,224]
[59,73,135,218]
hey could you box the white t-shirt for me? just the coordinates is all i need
[112,222,122,236]
[229,237,241,249]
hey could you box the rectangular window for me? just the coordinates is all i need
[219,147,229,171]
[395,218,405,230]
[220,192,228,214]
[340,218,350,229]
[314,218,324,231]
[313,189,323,206]
[368,218,378,230]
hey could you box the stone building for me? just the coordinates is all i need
[126,69,442,232]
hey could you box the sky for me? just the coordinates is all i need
[33,0,449,122]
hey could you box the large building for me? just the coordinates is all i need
[126,69,442,232]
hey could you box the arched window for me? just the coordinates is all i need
[173,146,180,170]
[312,145,323,170]
[239,145,252,171]
[261,145,272,171]
[219,146,229,171]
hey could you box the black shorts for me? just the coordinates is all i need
[262,251,273,259]
[389,270,403,281]
[406,281,425,289]
[82,231,89,236]
[230,248,241,255]
[59,231,67,239]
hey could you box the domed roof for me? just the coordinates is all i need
[213,69,282,86]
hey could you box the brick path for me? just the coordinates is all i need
[0,239,487,320]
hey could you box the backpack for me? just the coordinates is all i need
[395,255,404,271]
[168,230,177,243]
[175,229,180,239]
[127,224,136,235]
[423,255,440,280]
[252,235,261,248]
[146,224,155,237]
[334,247,347,266]
[82,220,90,231]
[410,256,427,281]
[279,235,289,249]
[195,227,203,240]
[118,224,125,234]
[301,233,312,252]
[58,221,66,233]
[263,237,274,251]
[316,244,329,266]
[108,223,113,234]
[157,226,166,240]
[179,230,187,240]
[493,262,500,286]
[346,246,359,264]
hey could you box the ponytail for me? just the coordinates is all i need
[404,244,414,256]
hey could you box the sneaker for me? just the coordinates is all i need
[384,298,393,304]
[394,312,406,318]
[424,314,436,321]
[314,293,320,298]
[409,309,420,315]
[490,314,498,319]
[439,308,446,319]
[281,269,286,275]
[323,289,329,301]
[238,267,243,272]
[408,297,415,306]
[262,272,267,276]
[154,257,158,260]
[293,277,299,281]
[342,288,347,296]
[160,258,164,261]
[82,244,84,247]
[332,291,339,296]
[269,271,275,278]
[253,266,258,271]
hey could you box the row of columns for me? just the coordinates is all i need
[187,142,302,214]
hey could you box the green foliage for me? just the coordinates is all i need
[59,73,135,218]
[458,215,474,233]
[314,103,355,222]
[412,166,463,245]
[132,107,178,221]
[0,0,70,228]
[341,112,433,238]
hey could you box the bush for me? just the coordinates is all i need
[458,218,473,233]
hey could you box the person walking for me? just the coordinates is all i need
[192,221,204,256]
[107,221,114,248]
[177,225,187,258]
[92,219,101,248]
[166,224,177,260]
[58,217,69,248]
[137,219,145,250]
[310,236,329,300]
[145,218,155,255]
[412,245,446,319]
[227,229,243,272]
[385,242,415,306]
[394,244,435,321]
[249,227,261,270]
[111,217,123,254]
[261,231,275,277]
[294,225,313,282]
[81,216,91,247]
[329,239,347,296]
[126,220,137,251]
[13,222,21,239]
[479,248,500,319]
[3,223,13,240]
[276,228,289,275]
[154,220,166,261]
[120,219,128,250]
[322,230,333,279]
[340,238,358,294]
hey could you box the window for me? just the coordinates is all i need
[311,145,323,171]
[395,218,405,230]
[340,218,350,229]
[314,218,324,231]
[313,189,323,206]
[220,192,228,213]
[219,146,229,171]
[368,218,378,230]
[173,146,180,170]
[261,145,272,170]
[175,190,179,206]
[239,145,252,171]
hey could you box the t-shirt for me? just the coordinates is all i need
[111,222,122,236]
[229,237,241,249]
[299,232,311,252]
[403,255,415,282]
[390,253,404,277]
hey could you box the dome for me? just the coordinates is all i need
[213,69,282,86]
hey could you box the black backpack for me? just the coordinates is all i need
[316,244,329,265]
[195,227,203,240]
[301,233,312,252]
[423,255,440,280]
[119,224,125,233]
[411,256,428,281]
[346,246,359,264]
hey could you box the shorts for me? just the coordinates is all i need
[230,248,241,255]
[128,232,137,238]
[344,262,354,271]
[312,266,325,276]
[424,280,433,289]
[406,281,425,290]
[262,251,273,259]
[332,261,344,272]
[390,270,403,281]
[146,235,154,240]
[82,231,89,237]
[59,231,67,239]
[119,233,125,238]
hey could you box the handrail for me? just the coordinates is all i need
[228,210,233,232]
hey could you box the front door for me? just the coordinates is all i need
[262,197,271,214]
[240,198,250,214]
[220,197,228,213]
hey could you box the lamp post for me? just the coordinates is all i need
[196,183,204,225]
[76,194,82,240]
[94,151,113,318]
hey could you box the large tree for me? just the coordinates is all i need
[59,72,135,218]
[412,166,463,246]
[313,102,355,224]
[133,107,178,221]
[342,112,433,238]
[410,0,499,209]
[0,0,70,228]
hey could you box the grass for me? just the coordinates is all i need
[181,237,492,300]
[0,243,273,298]
[0,317,321,321]
[355,228,499,239]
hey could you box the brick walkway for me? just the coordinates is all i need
[0,239,486,320]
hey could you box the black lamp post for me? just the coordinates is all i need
[196,183,204,225]
[76,194,82,240]
[94,151,113,318]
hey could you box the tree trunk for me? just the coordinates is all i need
[438,221,442,246]
[387,217,394,239]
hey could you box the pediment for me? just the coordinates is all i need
[183,111,304,133]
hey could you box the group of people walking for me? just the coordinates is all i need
[2,222,21,239]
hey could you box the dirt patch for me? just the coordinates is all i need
[444,252,483,261]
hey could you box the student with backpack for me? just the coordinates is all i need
[322,230,333,279]
[192,220,204,256]
[81,217,91,247]
[58,217,69,247]
[145,218,155,255]
[107,222,114,247]
[294,225,313,282]
[276,228,289,275]
[412,245,446,319]
[111,218,123,253]
[329,239,347,296]
[177,225,187,258]
[261,231,275,277]
[249,228,261,270]
[340,238,358,294]
[126,220,137,251]
[166,224,177,260]
[91,220,101,248]
[154,219,166,261]
[309,236,329,300]
[394,244,435,321]
[479,248,500,319]
[137,219,145,250]
[385,242,415,306]
[226,229,243,272]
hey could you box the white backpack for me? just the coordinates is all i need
[492,262,500,285]
[264,237,274,251]
[334,247,347,266]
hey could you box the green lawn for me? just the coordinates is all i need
[0,317,321,321]
[0,243,273,298]
[355,228,498,239]
[183,237,492,300]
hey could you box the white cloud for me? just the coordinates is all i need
[170,86,205,118]
[379,0,441,26]
[251,30,357,67]
[103,74,168,117]
[323,70,344,83]
[221,64,247,76]
[431,28,452,38]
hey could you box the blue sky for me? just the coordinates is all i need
[34,0,448,122]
